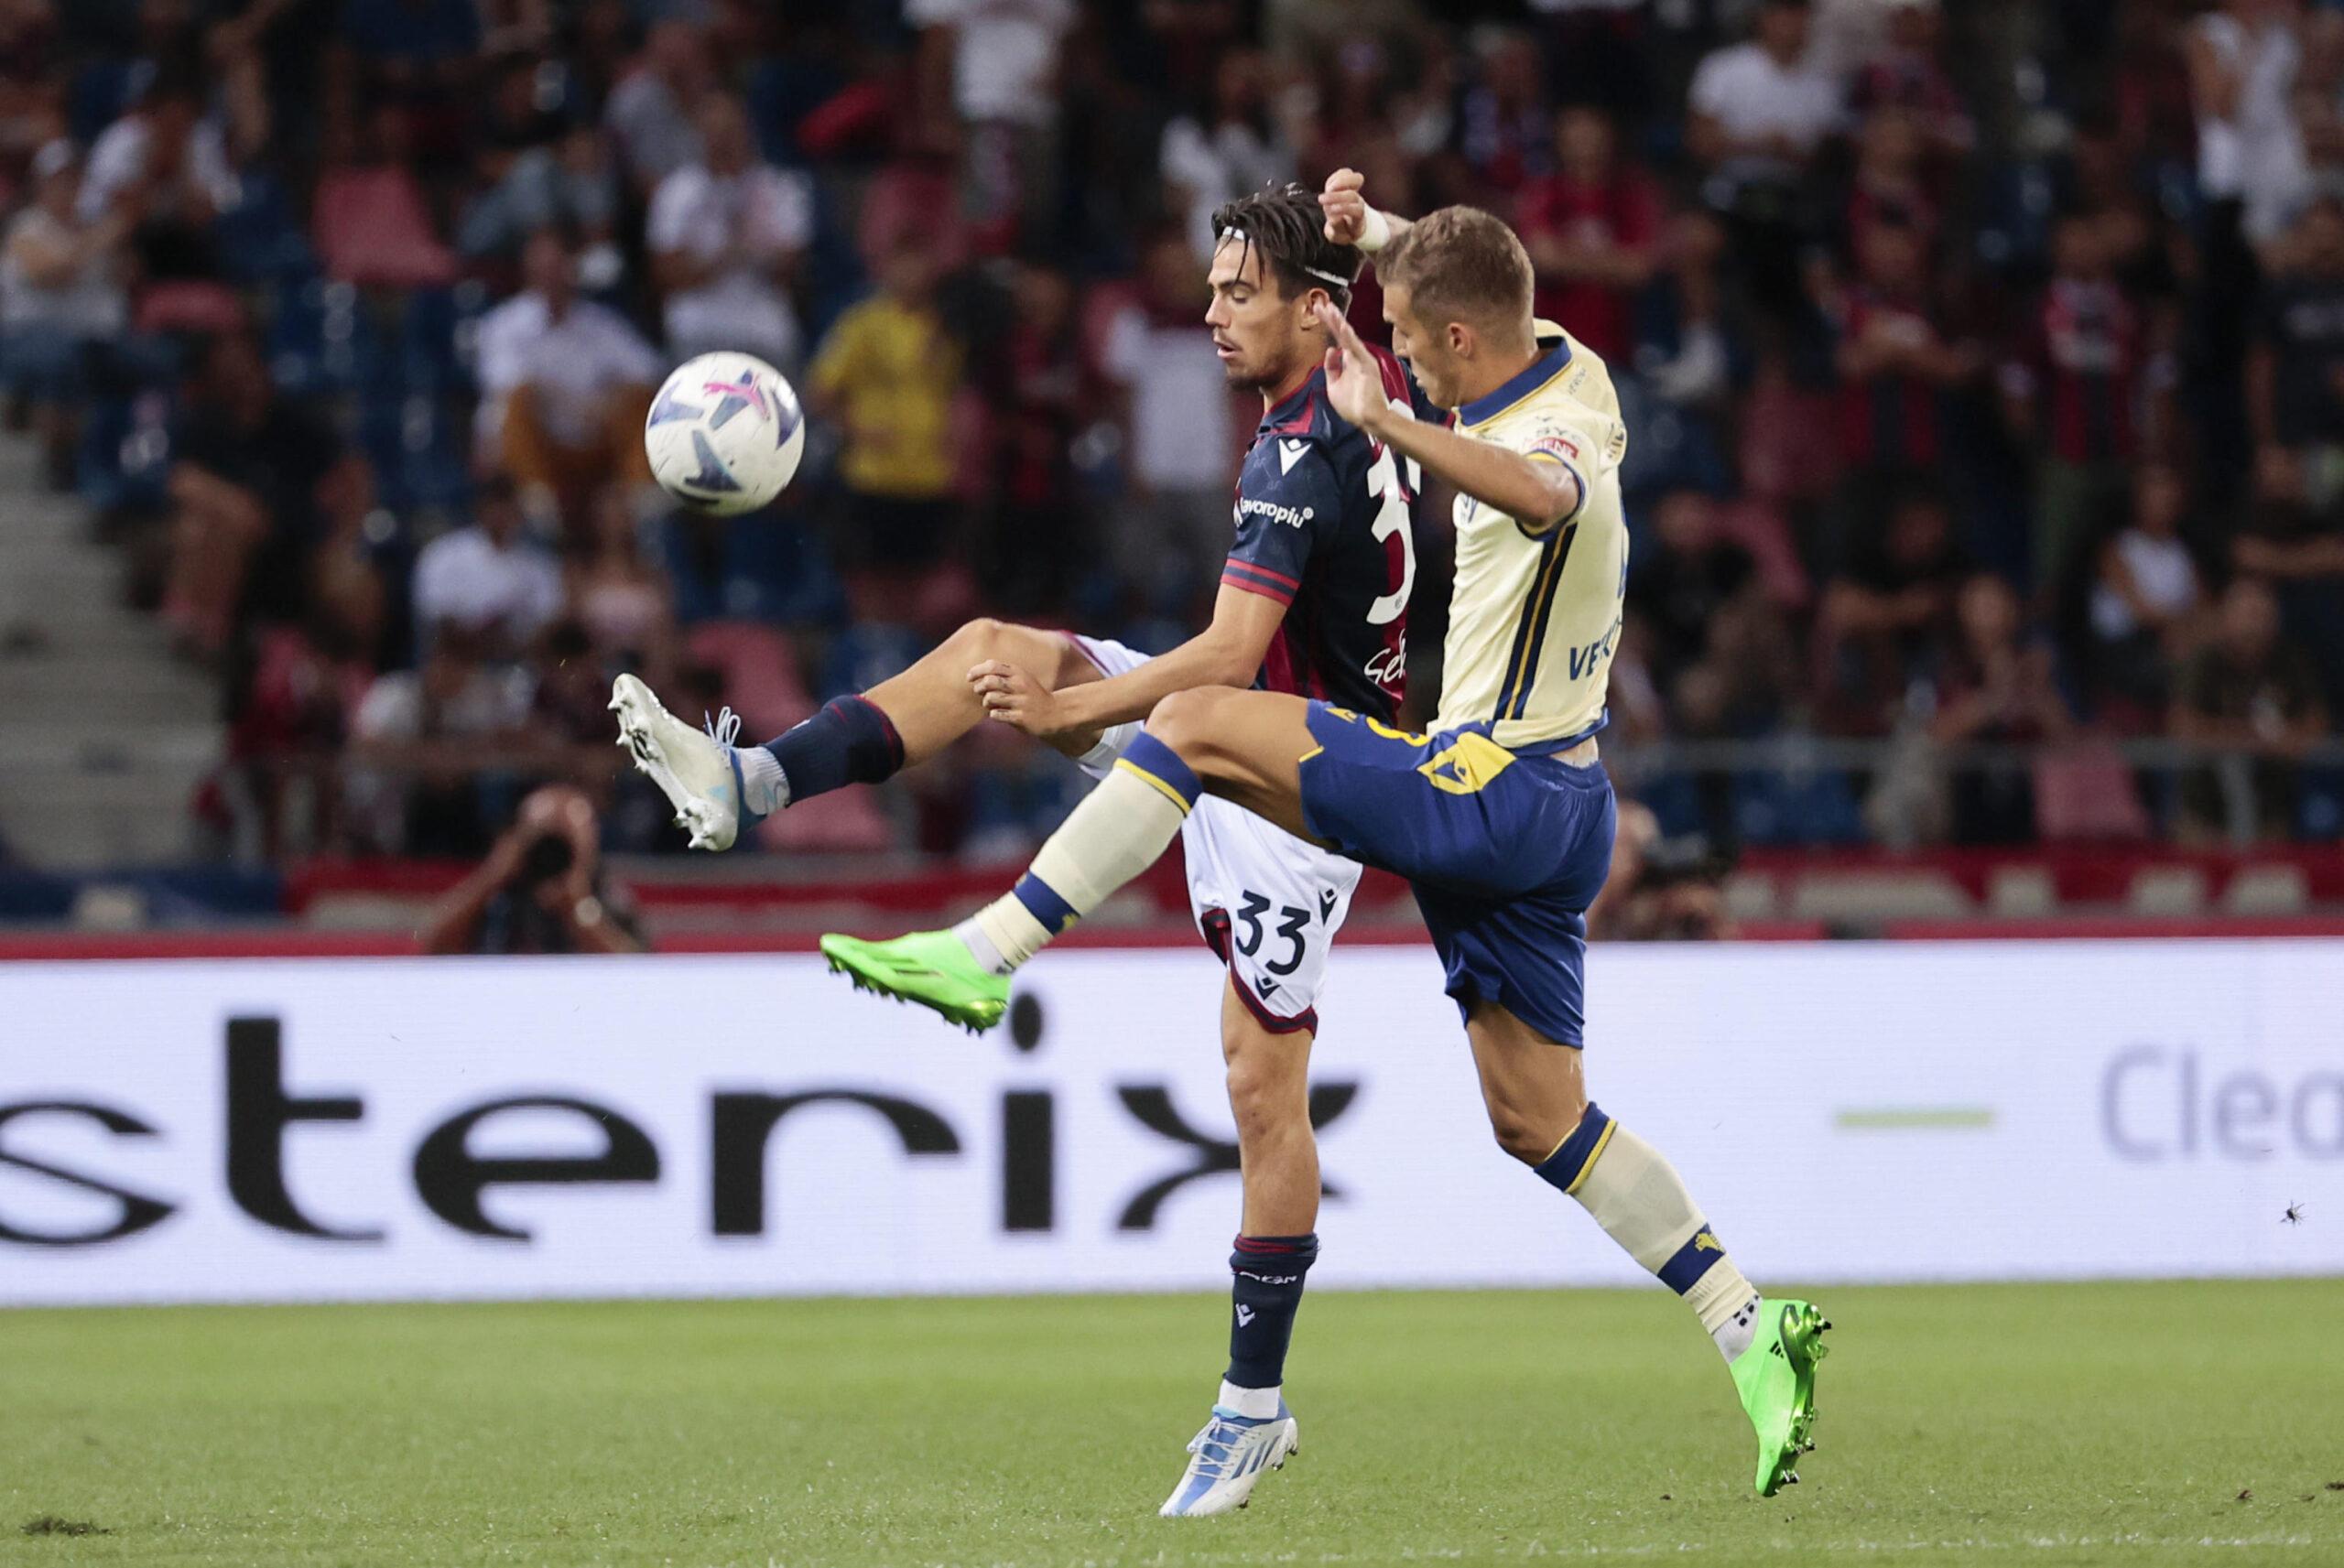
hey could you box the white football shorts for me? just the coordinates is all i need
[1065,634,1362,1033]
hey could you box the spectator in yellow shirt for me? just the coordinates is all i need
[807,240,963,570]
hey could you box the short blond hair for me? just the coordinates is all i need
[1378,206,1535,331]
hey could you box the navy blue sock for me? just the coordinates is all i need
[1226,1233,1318,1391]
[1531,1101,1613,1195]
[761,696,905,803]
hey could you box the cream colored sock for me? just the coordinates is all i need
[1569,1122,1761,1360]
[968,759,1191,970]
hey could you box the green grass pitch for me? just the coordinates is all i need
[5,1280,2341,1567]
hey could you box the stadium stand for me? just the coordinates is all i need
[0,0,2339,942]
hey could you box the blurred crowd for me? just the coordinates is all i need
[4,0,2342,864]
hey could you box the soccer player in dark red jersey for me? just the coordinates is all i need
[613,183,1428,1515]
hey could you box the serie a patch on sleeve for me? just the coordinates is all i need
[1526,429,1584,465]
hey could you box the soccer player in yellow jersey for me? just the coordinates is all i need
[823,186,1830,1505]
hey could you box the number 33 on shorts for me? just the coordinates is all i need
[1062,633,1362,1036]
[1185,793,1362,1037]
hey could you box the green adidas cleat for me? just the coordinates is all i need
[1730,1298,1831,1497]
[819,929,1010,1033]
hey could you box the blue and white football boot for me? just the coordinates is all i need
[608,673,762,851]
[1157,1402,1300,1517]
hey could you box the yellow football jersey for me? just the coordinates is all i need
[1431,322,1630,752]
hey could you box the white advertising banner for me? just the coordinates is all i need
[1,942,2339,1306]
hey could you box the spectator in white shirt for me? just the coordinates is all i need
[79,69,244,281]
[1160,50,1295,262]
[603,18,710,195]
[647,93,813,368]
[346,624,541,856]
[474,228,666,536]
[906,0,1071,129]
[2089,463,2204,719]
[2,141,131,488]
[1103,229,1239,609]
[905,0,1074,252]
[458,56,624,276]
[2187,0,2311,246]
[411,476,565,660]
[79,76,238,226]
[1687,0,1843,186]
[1687,0,1842,324]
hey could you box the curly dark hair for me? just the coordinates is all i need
[1209,183,1361,306]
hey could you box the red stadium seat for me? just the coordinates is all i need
[312,167,459,290]
[2033,743,2154,843]
[685,622,817,739]
[754,788,896,853]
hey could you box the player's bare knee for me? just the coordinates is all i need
[1143,687,1223,761]
[952,616,1010,662]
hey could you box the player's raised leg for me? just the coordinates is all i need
[1467,1001,1829,1496]
[1160,969,1323,1516]
[820,686,1318,1028]
[610,620,1108,850]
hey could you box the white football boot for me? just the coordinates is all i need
[609,673,760,850]
[1157,1403,1299,1518]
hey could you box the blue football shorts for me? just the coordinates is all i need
[1296,702,1617,1046]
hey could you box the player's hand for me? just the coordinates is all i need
[970,659,1074,738]
[1313,298,1391,436]
[1320,168,1370,245]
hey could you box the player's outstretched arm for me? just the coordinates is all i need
[972,585,1285,741]
[1312,301,1579,533]
[1319,168,1409,257]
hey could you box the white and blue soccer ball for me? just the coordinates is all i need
[645,351,805,515]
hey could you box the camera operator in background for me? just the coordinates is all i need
[419,784,645,956]
[1590,801,1736,942]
